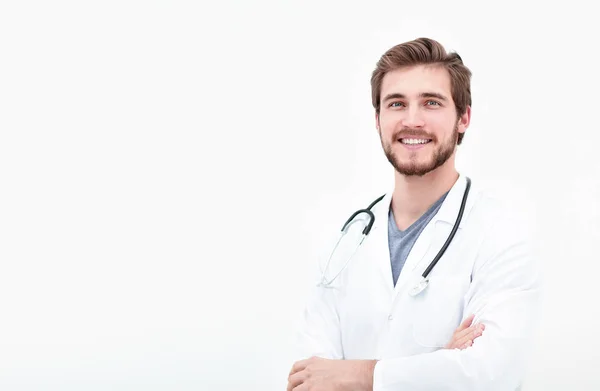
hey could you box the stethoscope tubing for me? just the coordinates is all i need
[318,177,471,289]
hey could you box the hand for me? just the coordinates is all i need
[287,356,377,391]
[445,314,485,349]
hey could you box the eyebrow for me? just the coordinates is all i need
[382,92,449,103]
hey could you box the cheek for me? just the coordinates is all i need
[378,114,399,134]
[423,110,449,124]
[427,114,456,135]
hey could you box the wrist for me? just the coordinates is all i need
[360,359,378,391]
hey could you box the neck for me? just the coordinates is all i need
[391,159,459,231]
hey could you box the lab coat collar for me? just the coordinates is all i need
[431,174,472,229]
[362,173,473,294]
[371,173,473,232]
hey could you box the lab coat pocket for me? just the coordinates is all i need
[410,274,468,349]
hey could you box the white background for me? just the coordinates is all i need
[1,1,599,390]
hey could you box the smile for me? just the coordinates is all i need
[399,138,432,145]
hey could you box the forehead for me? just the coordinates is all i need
[381,65,452,97]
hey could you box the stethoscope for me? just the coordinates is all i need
[318,177,471,296]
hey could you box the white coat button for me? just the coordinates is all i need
[388,315,393,320]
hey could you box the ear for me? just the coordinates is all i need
[375,112,380,133]
[457,106,471,135]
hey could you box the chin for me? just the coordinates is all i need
[398,168,435,177]
[393,157,440,176]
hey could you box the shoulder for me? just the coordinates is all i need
[312,188,390,231]
[466,178,542,277]
[467,178,537,239]
[304,187,389,253]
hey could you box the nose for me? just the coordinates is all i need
[401,106,425,128]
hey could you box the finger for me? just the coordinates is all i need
[450,325,476,348]
[292,383,309,391]
[454,324,485,348]
[289,358,311,376]
[446,316,475,348]
[453,332,475,349]
[287,371,308,391]
[448,324,481,349]
[457,322,484,341]
[456,314,475,332]
[447,332,470,349]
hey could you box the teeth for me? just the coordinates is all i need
[401,138,430,145]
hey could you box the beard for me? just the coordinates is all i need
[381,122,459,177]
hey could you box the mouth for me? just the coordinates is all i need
[398,138,432,145]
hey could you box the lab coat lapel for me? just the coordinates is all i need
[365,191,395,295]
[392,175,470,297]
[392,219,437,296]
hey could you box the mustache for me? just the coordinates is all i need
[393,128,436,141]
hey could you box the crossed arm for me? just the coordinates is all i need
[287,315,485,391]
[287,219,542,391]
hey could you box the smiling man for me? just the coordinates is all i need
[288,38,542,391]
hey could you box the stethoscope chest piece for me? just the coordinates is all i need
[408,277,429,297]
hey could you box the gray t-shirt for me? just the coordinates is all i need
[388,191,449,286]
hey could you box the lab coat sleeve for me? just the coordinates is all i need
[293,227,345,360]
[373,214,543,391]
[293,259,344,360]
[294,280,344,360]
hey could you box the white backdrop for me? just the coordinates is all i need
[1,1,599,390]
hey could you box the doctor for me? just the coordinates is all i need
[287,37,542,391]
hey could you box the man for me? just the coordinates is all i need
[287,37,541,390]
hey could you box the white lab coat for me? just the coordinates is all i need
[295,174,542,390]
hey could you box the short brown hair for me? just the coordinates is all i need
[371,37,472,144]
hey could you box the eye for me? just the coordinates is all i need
[389,101,404,108]
[425,100,441,106]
